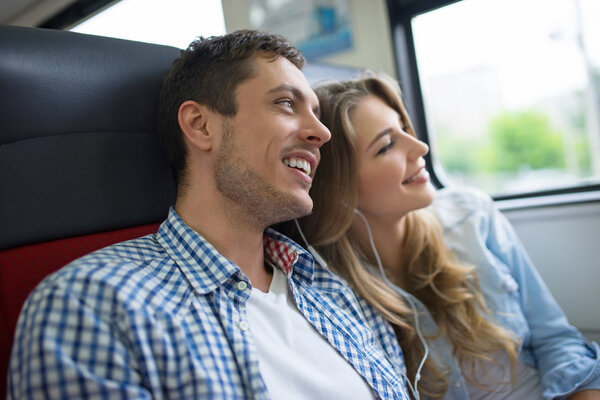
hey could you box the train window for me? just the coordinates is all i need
[69,0,226,48]
[411,0,600,197]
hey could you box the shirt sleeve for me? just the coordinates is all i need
[482,196,600,399]
[8,281,152,399]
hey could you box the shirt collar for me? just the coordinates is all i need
[157,207,315,294]
[263,227,315,284]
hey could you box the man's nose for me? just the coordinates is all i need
[299,115,331,147]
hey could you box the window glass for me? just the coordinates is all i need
[70,0,226,48]
[412,0,600,196]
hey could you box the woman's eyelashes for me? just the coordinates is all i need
[376,140,395,156]
[374,128,413,156]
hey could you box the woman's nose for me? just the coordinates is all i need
[408,135,429,159]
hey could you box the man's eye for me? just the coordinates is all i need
[277,99,294,108]
[376,141,394,156]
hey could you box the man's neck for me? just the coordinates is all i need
[175,191,274,292]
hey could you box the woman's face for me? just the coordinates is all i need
[352,95,436,220]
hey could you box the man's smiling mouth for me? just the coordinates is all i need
[283,157,311,175]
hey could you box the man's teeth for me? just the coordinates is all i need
[283,158,311,175]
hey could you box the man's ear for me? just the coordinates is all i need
[178,100,217,151]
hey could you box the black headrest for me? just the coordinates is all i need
[0,25,180,250]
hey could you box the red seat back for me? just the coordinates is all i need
[0,224,161,397]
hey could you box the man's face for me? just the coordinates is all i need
[214,56,331,227]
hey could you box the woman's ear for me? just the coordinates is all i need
[178,100,216,151]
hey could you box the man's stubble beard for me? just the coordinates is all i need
[214,121,312,227]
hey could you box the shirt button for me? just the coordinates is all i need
[238,321,249,331]
[455,382,461,388]
[236,281,248,291]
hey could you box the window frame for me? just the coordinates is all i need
[386,0,600,203]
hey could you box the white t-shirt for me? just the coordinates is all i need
[246,267,375,399]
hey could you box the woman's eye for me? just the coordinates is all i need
[376,141,394,156]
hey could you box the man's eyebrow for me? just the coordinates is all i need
[267,84,304,99]
[367,128,393,150]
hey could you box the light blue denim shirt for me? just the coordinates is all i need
[390,187,600,400]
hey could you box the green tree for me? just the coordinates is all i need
[436,132,480,174]
[487,110,565,172]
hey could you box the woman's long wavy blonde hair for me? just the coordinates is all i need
[296,74,518,398]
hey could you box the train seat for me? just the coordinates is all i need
[0,25,179,398]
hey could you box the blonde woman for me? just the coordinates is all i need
[290,74,600,399]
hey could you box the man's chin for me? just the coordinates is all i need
[269,198,313,226]
[294,197,313,217]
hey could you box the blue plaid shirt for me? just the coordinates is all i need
[8,208,409,399]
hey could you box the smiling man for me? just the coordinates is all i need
[8,31,410,399]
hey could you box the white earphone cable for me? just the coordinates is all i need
[294,219,328,268]
[353,208,429,400]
